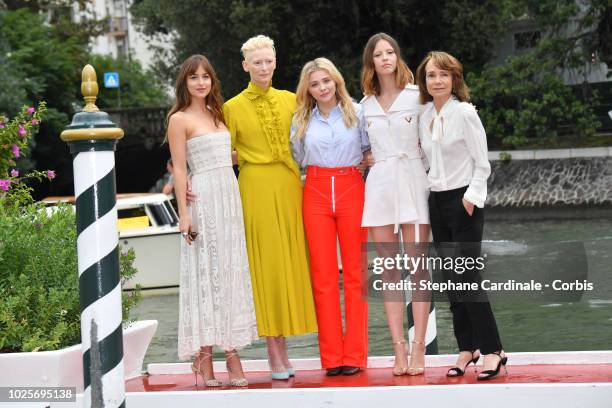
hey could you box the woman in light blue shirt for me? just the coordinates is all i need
[290,57,370,377]
[291,103,368,168]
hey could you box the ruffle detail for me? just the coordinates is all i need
[243,82,301,178]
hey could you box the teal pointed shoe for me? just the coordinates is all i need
[268,359,290,380]
[271,370,290,380]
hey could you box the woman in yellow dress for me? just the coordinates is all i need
[223,35,318,380]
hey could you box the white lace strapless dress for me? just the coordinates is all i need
[178,131,258,360]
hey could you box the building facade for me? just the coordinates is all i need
[71,0,170,71]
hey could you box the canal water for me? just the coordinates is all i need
[131,218,612,365]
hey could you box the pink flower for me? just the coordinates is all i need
[0,123,5,129]
[47,170,56,180]
[0,180,11,191]
[18,126,26,137]
[10,169,19,177]
[12,144,20,158]
[31,119,39,125]
[27,107,35,114]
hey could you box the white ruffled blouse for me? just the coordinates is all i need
[419,96,491,207]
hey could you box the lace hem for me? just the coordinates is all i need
[178,326,260,360]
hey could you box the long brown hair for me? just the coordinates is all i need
[415,51,470,105]
[294,58,358,140]
[165,55,225,140]
[361,33,414,96]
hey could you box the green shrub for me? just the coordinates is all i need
[469,54,600,149]
[1,103,49,204]
[1,102,141,353]
[0,202,141,352]
[499,151,512,163]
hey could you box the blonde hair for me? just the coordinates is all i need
[415,51,470,104]
[361,33,414,96]
[293,57,358,140]
[241,35,276,59]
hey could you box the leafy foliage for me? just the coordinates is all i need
[0,202,141,352]
[468,0,606,147]
[90,54,170,109]
[0,98,142,353]
[0,7,169,196]
[0,102,52,205]
[469,47,600,147]
[130,0,509,97]
[0,8,93,195]
[131,0,610,148]
[0,202,80,352]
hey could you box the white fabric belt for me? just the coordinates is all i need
[374,150,421,162]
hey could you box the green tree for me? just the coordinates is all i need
[468,49,600,147]
[130,0,508,97]
[90,54,169,109]
[0,36,28,113]
[468,0,606,147]
[131,0,609,148]
[0,7,169,197]
[0,8,90,195]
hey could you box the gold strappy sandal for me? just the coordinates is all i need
[225,350,248,387]
[407,340,426,376]
[192,351,222,387]
[392,339,409,376]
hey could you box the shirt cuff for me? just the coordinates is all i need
[463,188,485,208]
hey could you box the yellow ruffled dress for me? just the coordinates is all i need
[223,82,318,336]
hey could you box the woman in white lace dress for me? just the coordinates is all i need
[166,55,258,387]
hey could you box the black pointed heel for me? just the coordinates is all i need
[447,350,480,377]
[477,351,508,381]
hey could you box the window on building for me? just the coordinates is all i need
[148,203,179,227]
[514,31,541,51]
[117,38,127,57]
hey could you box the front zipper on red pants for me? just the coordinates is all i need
[331,176,335,213]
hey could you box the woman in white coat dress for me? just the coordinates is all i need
[360,33,431,376]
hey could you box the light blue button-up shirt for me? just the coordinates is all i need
[290,102,370,168]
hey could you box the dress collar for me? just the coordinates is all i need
[312,103,342,121]
[433,95,458,117]
[361,84,419,116]
[361,94,385,116]
[243,81,274,100]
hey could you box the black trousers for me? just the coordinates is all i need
[429,186,503,354]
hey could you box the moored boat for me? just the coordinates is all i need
[42,193,180,291]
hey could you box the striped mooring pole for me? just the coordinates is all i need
[407,298,438,354]
[60,65,126,407]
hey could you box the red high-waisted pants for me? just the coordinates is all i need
[303,166,368,368]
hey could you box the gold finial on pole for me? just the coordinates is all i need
[60,64,124,142]
[81,64,100,113]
